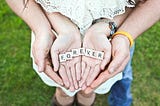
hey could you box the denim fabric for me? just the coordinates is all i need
[108,45,135,106]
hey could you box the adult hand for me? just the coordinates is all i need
[32,30,63,86]
[51,32,81,92]
[80,22,111,90]
[85,34,131,94]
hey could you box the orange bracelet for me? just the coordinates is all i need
[112,31,134,47]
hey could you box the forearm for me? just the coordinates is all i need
[45,12,80,36]
[87,8,133,36]
[6,0,51,35]
[113,8,133,28]
[118,0,160,39]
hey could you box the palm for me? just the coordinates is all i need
[51,34,81,91]
[80,32,111,89]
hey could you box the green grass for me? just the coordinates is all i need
[0,1,160,106]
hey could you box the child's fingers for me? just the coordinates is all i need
[79,65,91,87]
[81,61,86,78]
[70,65,78,90]
[59,65,70,88]
[65,65,75,92]
[76,62,81,81]
[86,64,100,86]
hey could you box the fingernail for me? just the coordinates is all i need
[69,86,75,92]
[54,67,58,72]
[109,67,114,73]
[60,81,63,86]
[82,85,87,90]
[75,82,78,90]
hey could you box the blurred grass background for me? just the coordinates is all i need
[0,1,160,106]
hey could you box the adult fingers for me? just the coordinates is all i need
[114,56,130,74]
[59,64,70,88]
[44,61,63,86]
[84,87,94,94]
[90,52,127,88]
[90,55,130,90]
[90,70,109,90]
[107,51,128,74]
[100,48,111,70]
[32,43,46,72]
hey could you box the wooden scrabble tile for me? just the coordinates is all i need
[59,54,66,62]
[72,49,79,57]
[96,51,104,60]
[65,52,73,60]
[79,48,86,55]
[90,50,97,58]
[85,48,93,57]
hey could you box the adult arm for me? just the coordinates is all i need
[6,0,63,85]
[87,0,160,93]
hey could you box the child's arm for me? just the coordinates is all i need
[6,0,63,85]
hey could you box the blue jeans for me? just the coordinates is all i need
[108,45,135,106]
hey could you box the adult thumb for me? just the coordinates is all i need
[33,48,46,73]
[38,56,45,72]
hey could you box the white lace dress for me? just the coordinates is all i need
[31,0,135,96]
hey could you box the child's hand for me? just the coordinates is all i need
[84,34,131,94]
[47,12,82,91]
[51,32,81,91]
[80,22,111,89]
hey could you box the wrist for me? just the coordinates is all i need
[112,34,130,48]
[90,18,117,38]
[58,30,81,40]
[35,28,56,41]
[93,22,110,34]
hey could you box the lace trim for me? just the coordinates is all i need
[35,0,135,34]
